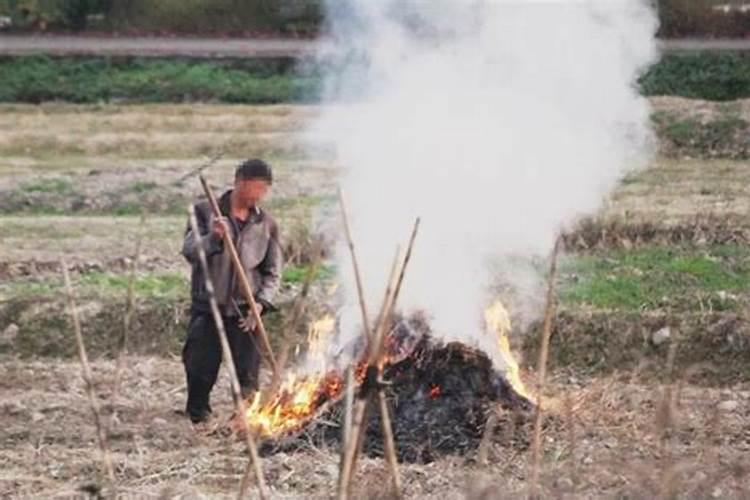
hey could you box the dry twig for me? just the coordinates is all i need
[61,259,116,493]
[529,235,562,497]
[338,216,420,500]
[112,212,145,403]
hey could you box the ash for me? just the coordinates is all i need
[262,318,533,463]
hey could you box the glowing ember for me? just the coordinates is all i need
[484,300,534,403]
[429,384,441,399]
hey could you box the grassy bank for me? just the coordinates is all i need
[0,56,321,104]
[560,245,750,313]
[639,53,750,101]
[2,53,750,104]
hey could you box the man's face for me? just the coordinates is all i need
[235,178,270,206]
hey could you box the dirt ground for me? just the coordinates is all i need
[1,99,750,498]
[0,356,747,499]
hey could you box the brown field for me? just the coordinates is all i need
[1,100,749,498]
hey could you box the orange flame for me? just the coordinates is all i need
[484,300,534,402]
[244,315,342,437]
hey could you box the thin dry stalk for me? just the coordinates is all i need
[178,150,225,182]
[342,366,355,453]
[375,251,404,499]
[188,207,268,500]
[564,392,578,486]
[372,219,420,359]
[339,219,420,500]
[112,213,145,403]
[337,248,402,500]
[337,242,403,499]
[284,239,324,335]
[267,241,324,397]
[529,235,563,497]
[61,259,116,492]
[657,335,680,499]
[337,187,373,340]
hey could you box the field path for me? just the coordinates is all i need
[0,35,318,58]
[1,35,750,58]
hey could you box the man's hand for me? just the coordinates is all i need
[211,216,229,241]
[238,304,263,333]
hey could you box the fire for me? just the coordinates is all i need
[244,315,342,437]
[429,384,441,399]
[484,300,534,402]
[244,302,533,438]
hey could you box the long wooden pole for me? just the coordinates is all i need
[335,199,406,499]
[338,218,420,500]
[198,174,278,380]
[188,207,268,500]
[529,235,563,497]
[112,213,145,403]
[350,248,404,499]
[338,188,399,499]
[61,259,117,494]
[336,187,373,341]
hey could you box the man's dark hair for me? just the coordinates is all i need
[235,159,273,184]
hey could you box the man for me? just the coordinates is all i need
[181,159,282,424]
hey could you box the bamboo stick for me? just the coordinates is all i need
[336,187,373,341]
[188,207,268,500]
[338,217,420,499]
[112,213,145,403]
[529,235,563,497]
[61,259,116,493]
[343,248,404,499]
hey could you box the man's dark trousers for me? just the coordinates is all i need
[182,310,261,423]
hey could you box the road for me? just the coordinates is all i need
[1,35,749,58]
[0,35,318,58]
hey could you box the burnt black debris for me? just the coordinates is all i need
[261,318,534,463]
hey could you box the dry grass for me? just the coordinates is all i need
[605,158,750,225]
[0,215,184,265]
[0,356,747,498]
[0,104,321,160]
[1,99,750,498]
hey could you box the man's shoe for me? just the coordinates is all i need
[188,406,212,424]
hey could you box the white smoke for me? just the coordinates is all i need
[310,0,658,346]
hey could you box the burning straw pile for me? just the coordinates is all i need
[228,189,538,498]
[258,314,534,463]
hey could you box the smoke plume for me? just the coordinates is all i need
[310,0,659,353]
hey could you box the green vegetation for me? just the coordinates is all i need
[651,109,749,158]
[78,271,188,299]
[1,264,333,303]
[0,56,321,104]
[639,53,750,101]
[19,177,76,195]
[282,264,334,284]
[130,181,157,194]
[0,271,188,301]
[560,245,750,312]
[2,52,750,104]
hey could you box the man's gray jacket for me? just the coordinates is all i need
[182,190,282,316]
